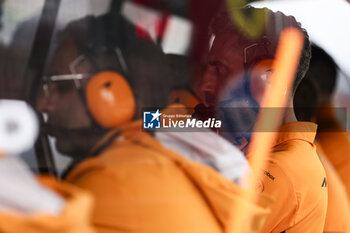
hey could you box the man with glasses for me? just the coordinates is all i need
[37,13,272,233]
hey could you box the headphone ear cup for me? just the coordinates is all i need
[169,90,200,109]
[85,71,136,128]
[249,59,274,103]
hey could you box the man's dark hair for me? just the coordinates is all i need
[209,6,311,95]
[293,77,318,121]
[295,30,311,95]
[308,45,337,97]
[293,44,338,121]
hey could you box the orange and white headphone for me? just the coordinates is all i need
[68,30,136,130]
[85,69,135,129]
[243,36,274,101]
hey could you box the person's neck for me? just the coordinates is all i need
[281,98,298,125]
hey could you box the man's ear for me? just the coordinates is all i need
[249,59,274,104]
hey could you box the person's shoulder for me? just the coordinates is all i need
[263,133,325,191]
[261,158,296,195]
[271,139,325,185]
[265,140,327,218]
[66,137,186,187]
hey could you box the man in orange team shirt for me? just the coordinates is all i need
[194,7,327,233]
[36,12,272,233]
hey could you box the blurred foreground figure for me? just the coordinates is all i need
[295,45,350,233]
[0,165,95,233]
[37,13,272,233]
[0,1,94,230]
[0,100,94,233]
[195,7,327,233]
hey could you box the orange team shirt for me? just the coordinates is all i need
[65,121,273,233]
[317,145,350,233]
[256,122,328,233]
[316,105,350,204]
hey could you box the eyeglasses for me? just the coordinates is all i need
[41,47,129,100]
[41,54,95,99]
[243,36,271,66]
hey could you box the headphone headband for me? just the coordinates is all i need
[67,15,136,129]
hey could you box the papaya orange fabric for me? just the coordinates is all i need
[0,176,95,233]
[316,105,350,203]
[257,122,327,233]
[66,121,272,233]
[317,147,350,233]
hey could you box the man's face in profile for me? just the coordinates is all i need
[36,39,100,157]
[197,31,246,107]
[197,30,273,152]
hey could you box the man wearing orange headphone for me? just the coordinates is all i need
[194,7,327,233]
[36,13,272,233]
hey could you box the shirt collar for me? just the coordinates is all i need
[89,120,143,155]
[274,121,317,146]
[89,103,187,154]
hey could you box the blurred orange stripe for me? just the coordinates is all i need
[226,28,304,233]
